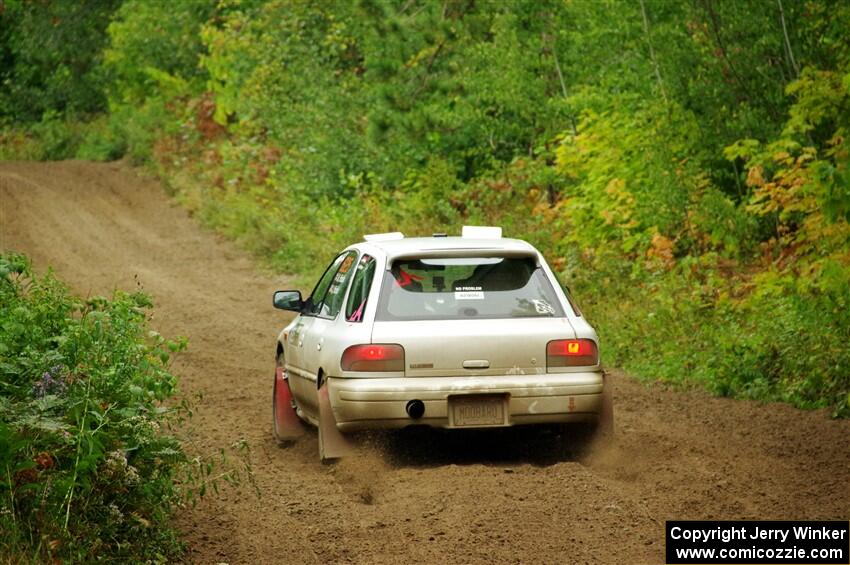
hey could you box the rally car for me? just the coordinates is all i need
[271,226,613,459]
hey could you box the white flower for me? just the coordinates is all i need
[107,503,124,522]
[125,465,140,486]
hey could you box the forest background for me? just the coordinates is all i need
[2,0,848,420]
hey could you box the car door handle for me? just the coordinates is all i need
[463,359,490,369]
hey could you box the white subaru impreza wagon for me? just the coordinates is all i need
[272,226,612,459]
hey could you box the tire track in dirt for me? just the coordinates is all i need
[1,161,847,564]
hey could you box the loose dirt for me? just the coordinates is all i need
[1,161,847,564]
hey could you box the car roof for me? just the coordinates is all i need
[356,236,539,261]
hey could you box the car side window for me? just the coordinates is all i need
[345,255,376,322]
[305,252,349,316]
[316,251,358,319]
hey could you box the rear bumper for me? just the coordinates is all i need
[327,372,604,432]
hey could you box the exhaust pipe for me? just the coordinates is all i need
[405,399,425,419]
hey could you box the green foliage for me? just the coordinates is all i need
[75,116,126,162]
[0,254,187,560]
[0,0,121,123]
[92,0,213,165]
[0,114,97,161]
[103,0,213,106]
[0,254,256,561]
[584,264,850,418]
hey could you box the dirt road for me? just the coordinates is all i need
[1,161,847,564]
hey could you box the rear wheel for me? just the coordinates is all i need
[595,370,614,438]
[558,371,614,454]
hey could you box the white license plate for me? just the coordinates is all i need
[449,395,507,427]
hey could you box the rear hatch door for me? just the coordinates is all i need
[371,318,576,377]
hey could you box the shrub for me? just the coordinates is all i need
[0,254,189,561]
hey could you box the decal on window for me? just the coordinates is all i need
[337,254,355,274]
[454,286,484,300]
[395,269,424,288]
[348,300,365,322]
[531,299,555,315]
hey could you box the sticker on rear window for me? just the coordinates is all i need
[455,286,484,300]
[532,299,555,315]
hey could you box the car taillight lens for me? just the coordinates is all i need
[546,339,599,367]
[341,344,405,372]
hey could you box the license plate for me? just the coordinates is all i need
[449,395,508,427]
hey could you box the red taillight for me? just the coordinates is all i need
[341,344,405,372]
[546,339,599,368]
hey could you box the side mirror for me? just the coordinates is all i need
[273,290,303,312]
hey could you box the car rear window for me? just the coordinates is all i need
[375,256,565,321]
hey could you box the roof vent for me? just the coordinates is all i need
[461,225,502,239]
[364,231,404,242]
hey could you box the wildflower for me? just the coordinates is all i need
[102,450,128,480]
[32,365,67,398]
[107,503,124,522]
[102,450,142,486]
[125,465,140,486]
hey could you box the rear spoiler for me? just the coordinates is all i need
[364,231,404,242]
[386,248,540,269]
[365,226,501,242]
